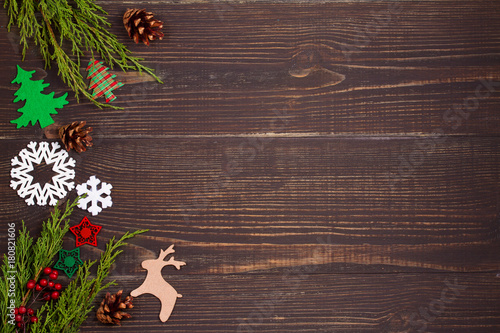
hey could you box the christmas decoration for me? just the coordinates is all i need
[58,121,93,153]
[96,290,134,325]
[70,216,102,247]
[14,268,64,331]
[10,65,68,129]
[76,175,113,216]
[54,248,84,278]
[4,0,162,109]
[13,305,38,330]
[123,8,164,46]
[24,267,63,315]
[131,245,185,322]
[86,60,124,103]
[0,198,147,333]
[10,141,76,206]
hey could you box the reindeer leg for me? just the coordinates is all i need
[158,294,178,322]
[130,284,147,297]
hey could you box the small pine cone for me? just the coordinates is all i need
[123,8,164,46]
[58,121,93,153]
[96,290,134,326]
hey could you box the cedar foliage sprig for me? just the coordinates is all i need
[3,0,163,109]
[0,197,79,333]
[0,198,147,332]
[31,229,147,332]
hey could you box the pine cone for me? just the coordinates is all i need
[123,8,164,46]
[58,121,93,153]
[96,290,134,326]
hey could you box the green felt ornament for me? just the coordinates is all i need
[54,247,84,278]
[10,65,68,129]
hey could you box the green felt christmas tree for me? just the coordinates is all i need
[11,65,68,129]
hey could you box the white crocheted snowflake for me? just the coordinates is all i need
[10,141,76,206]
[76,176,113,216]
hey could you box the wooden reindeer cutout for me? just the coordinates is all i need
[131,245,186,322]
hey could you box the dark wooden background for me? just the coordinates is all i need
[1,0,500,332]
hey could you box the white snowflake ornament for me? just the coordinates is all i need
[76,176,113,216]
[10,141,76,206]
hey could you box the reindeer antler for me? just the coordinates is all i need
[158,244,176,260]
[165,256,186,270]
[157,245,185,270]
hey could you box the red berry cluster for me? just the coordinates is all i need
[27,267,62,301]
[17,267,63,330]
[13,305,37,329]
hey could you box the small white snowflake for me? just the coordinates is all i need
[10,141,76,206]
[76,176,113,216]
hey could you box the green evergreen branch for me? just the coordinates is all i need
[0,197,80,333]
[0,197,147,332]
[31,229,148,333]
[4,0,163,109]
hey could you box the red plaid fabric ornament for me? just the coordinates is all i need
[86,60,124,103]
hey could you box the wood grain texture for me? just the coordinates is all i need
[77,274,500,332]
[1,138,499,274]
[0,0,499,332]
[0,1,500,138]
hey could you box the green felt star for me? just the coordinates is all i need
[54,248,83,278]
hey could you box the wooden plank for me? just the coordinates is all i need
[76,273,500,332]
[0,2,499,331]
[0,1,500,138]
[1,137,499,273]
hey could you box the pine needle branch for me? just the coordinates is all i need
[0,197,81,332]
[4,0,163,109]
[32,229,148,333]
[0,197,147,332]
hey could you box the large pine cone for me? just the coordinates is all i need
[58,121,93,153]
[96,290,134,326]
[123,8,164,46]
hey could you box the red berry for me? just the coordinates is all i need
[27,308,34,316]
[49,272,58,280]
[18,306,26,314]
[51,291,60,300]
[14,308,18,315]
[39,278,48,287]
[54,283,62,291]
[43,293,51,301]
[43,267,52,275]
[26,280,36,289]
[17,322,23,328]
[35,284,43,291]
[48,280,55,288]
[15,314,22,322]
[30,316,38,323]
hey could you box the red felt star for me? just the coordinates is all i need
[70,216,102,247]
